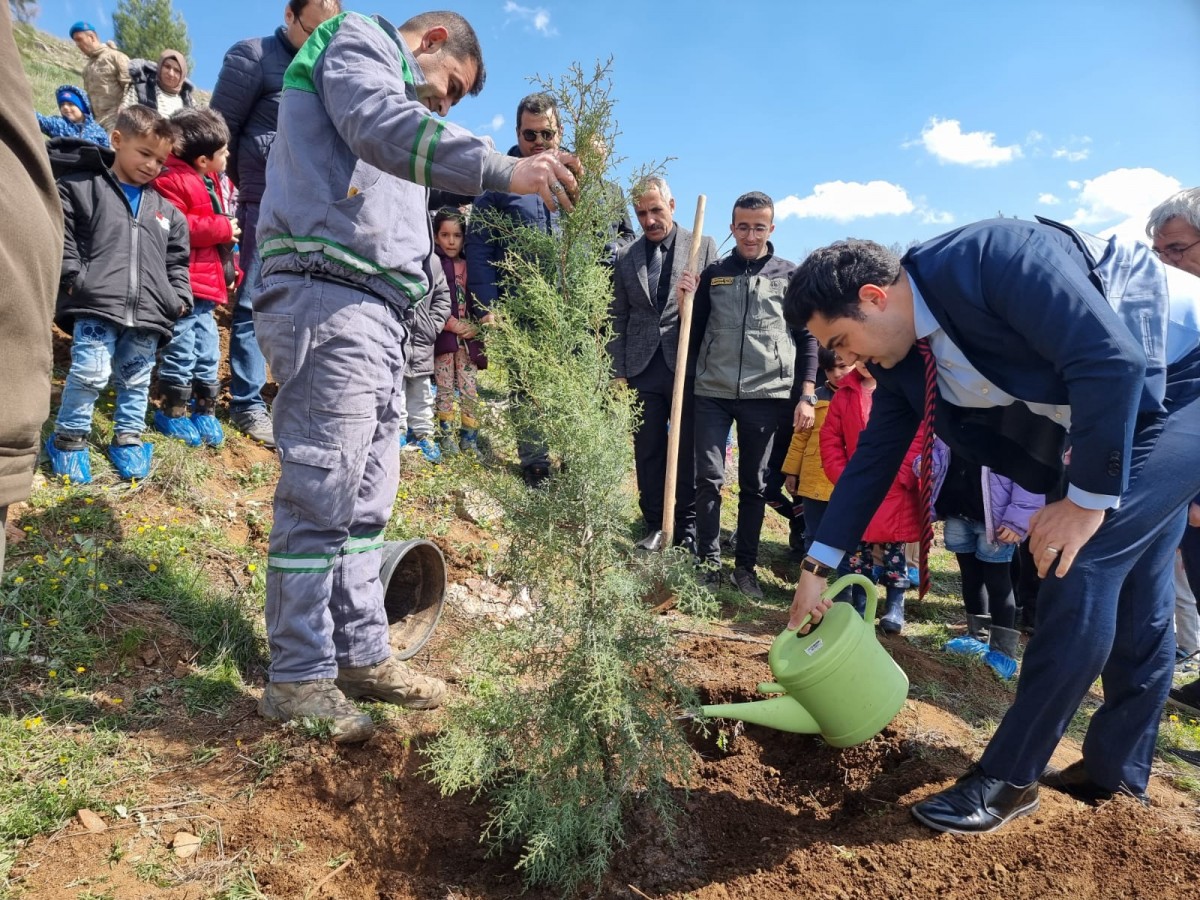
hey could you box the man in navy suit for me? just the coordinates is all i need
[782,217,1200,834]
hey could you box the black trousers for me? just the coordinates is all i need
[629,347,695,539]
[694,394,789,569]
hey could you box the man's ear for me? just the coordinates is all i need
[859,283,888,310]
[420,25,449,52]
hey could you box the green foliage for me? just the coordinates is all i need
[9,1,39,25]
[112,0,192,69]
[423,61,698,894]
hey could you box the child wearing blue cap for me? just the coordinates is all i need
[36,84,110,148]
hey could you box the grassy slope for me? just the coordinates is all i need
[14,21,211,119]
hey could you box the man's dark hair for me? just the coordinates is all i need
[113,104,177,144]
[170,108,230,166]
[783,239,902,331]
[516,91,558,125]
[733,190,774,219]
[288,0,342,15]
[401,11,487,96]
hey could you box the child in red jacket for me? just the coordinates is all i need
[820,360,925,634]
[152,108,241,447]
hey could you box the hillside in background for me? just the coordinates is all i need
[15,20,210,117]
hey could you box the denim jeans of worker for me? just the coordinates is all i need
[158,300,220,392]
[230,202,269,414]
[56,317,157,437]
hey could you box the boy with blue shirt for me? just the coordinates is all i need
[47,105,192,483]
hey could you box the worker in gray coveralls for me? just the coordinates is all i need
[253,9,581,742]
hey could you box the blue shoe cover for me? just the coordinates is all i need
[108,442,152,480]
[416,436,442,463]
[944,636,989,658]
[984,649,1018,680]
[190,414,225,447]
[45,436,92,484]
[154,410,202,446]
[398,430,409,448]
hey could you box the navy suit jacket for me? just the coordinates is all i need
[816,217,1168,553]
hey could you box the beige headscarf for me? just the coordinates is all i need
[157,49,187,92]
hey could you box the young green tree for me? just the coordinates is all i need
[112,0,191,68]
[9,1,39,25]
[423,62,707,893]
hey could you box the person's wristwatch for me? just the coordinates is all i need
[800,393,818,406]
[799,557,832,578]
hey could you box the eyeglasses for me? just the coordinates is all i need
[521,129,557,143]
[1153,238,1200,260]
[733,224,770,236]
[296,15,315,35]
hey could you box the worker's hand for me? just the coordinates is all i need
[1189,502,1200,528]
[610,376,628,390]
[1027,497,1105,579]
[788,569,833,632]
[229,219,242,241]
[480,312,497,326]
[509,149,582,212]
[784,474,798,494]
[677,270,699,298]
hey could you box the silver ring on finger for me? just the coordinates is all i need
[1046,547,1060,554]
[550,181,564,194]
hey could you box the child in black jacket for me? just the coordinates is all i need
[47,105,191,484]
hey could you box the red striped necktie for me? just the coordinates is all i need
[916,338,937,600]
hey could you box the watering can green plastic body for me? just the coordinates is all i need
[699,575,909,747]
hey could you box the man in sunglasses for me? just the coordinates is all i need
[466,92,565,487]
[251,11,581,743]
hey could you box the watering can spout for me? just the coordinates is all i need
[698,695,821,735]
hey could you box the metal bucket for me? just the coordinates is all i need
[379,539,446,660]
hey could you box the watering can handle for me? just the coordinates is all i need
[792,573,880,631]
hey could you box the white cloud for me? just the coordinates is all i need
[1053,147,1091,162]
[920,209,955,225]
[503,2,557,36]
[1063,167,1181,237]
[776,180,915,223]
[1067,180,1082,190]
[1037,193,1061,205]
[917,117,1023,167]
[489,114,505,132]
[1026,130,1045,145]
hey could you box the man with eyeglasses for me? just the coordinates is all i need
[250,11,582,742]
[685,191,809,599]
[209,0,343,448]
[1147,188,1200,723]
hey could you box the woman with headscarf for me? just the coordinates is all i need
[126,49,195,117]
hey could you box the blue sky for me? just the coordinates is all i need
[34,0,1200,262]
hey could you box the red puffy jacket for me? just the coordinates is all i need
[820,367,924,543]
[153,155,240,304]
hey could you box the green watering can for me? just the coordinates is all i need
[699,574,909,747]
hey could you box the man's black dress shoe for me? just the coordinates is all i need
[1039,760,1149,806]
[911,766,1040,834]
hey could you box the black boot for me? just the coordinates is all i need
[880,586,905,635]
[966,613,992,642]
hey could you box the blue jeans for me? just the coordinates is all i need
[943,515,1016,563]
[159,300,220,393]
[230,202,269,414]
[56,317,157,437]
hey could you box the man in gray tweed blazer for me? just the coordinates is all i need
[609,176,718,551]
